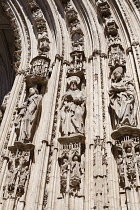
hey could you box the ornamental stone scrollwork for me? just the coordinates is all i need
[2,82,43,200]
[14,85,42,144]
[109,65,140,202]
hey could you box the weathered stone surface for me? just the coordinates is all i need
[0,0,140,210]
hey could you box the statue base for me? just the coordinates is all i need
[111,126,140,140]
[8,141,35,151]
[58,134,85,144]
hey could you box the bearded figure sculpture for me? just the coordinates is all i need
[109,66,137,130]
[15,85,42,143]
[60,76,86,138]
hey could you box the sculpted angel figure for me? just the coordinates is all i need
[60,76,86,137]
[15,85,42,143]
[109,66,137,130]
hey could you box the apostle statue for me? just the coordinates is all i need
[109,66,137,130]
[60,76,86,137]
[15,85,42,143]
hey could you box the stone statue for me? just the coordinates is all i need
[70,154,81,194]
[60,76,86,137]
[71,154,81,178]
[15,85,42,143]
[60,157,69,194]
[109,66,137,130]
[61,157,69,179]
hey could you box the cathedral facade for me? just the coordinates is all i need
[0,0,140,209]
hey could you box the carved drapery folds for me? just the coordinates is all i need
[58,68,86,197]
[109,66,137,130]
[59,76,86,139]
[14,85,42,144]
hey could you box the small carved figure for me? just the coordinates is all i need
[71,154,81,178]
[135,149,140,174]
[109,66,137,130]
[15,85,42,143]
[60,157,69,194]
[61,157,69,179]
[18,166,29,189]
[60,76,86,137]
[117,153,125,187]
[126,155,136,181]
[70,154,81,195]
[1,91,11,112]
[4,152,19,196]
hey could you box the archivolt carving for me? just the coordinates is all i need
[28,0,50,56]
[1,1,31,72]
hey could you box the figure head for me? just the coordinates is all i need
[73,155,78,161]
[63,157,68,164]
[111,66,124,82]
[67,76,80,90]
[29,85,39,96]
[124,142,132,153]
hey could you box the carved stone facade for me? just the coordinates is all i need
[0,0,140,210]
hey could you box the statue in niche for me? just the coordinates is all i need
[60,76,86,138]
[109,66,137,130]
[15,85,42,143]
